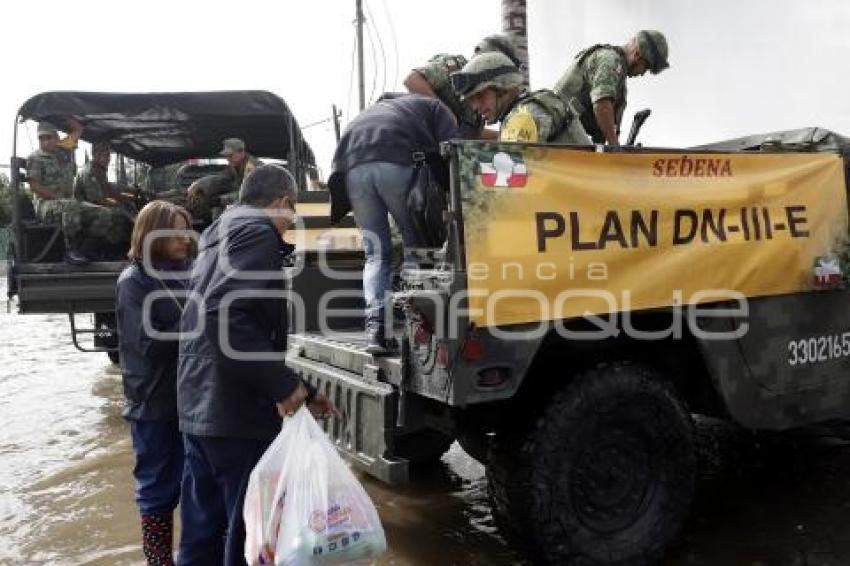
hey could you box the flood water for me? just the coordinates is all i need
[2,275,850,565]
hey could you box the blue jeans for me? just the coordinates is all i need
[177,434,272,566]
[129,419,184,516]
[346,161,415,325]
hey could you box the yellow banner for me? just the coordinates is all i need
[459,146,849,327]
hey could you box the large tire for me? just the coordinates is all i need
[487,363,695,565]
[393,429,454,467]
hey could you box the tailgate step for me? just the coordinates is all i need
[288,355,409,484]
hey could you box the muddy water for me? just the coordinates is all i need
[3,275,850,565]
[0,278,522,566]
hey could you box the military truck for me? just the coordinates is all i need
[5,90,335,362]
[289,127,850,565]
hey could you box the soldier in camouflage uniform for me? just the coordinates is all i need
[26,120,92,263]
[72,142,133,258]
[553,30,669,145]
[403,34,521,139]
[186,138,260,222]
[451,52,590,144]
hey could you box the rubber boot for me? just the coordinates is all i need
[141,513,175,566]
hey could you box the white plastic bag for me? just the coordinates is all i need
[244,407,387,565]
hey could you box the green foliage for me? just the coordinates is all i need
[0,173,10,227]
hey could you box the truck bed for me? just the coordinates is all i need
[12,261,126,314]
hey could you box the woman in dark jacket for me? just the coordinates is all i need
[116,200,195,565]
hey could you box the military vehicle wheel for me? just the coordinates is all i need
[107,350,120,365]
[487,363,695,565]
[394,430,454,466]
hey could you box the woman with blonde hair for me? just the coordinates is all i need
[116,200,195,565]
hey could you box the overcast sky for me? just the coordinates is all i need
[2,0,848,175]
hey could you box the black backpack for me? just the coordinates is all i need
[406,152,448,248]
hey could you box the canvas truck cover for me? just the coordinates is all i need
[456,143,849,328]
[17,90,315,167]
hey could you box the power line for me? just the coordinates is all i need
[365,0,387,95]
[380,0,400,88]
[364,12,379,104]
[301,116,335,129]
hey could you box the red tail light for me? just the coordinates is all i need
[462,336,483,361]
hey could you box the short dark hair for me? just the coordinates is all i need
[238,164,297,207]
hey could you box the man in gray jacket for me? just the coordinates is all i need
[177,165,335,566]
[328,94,457,353]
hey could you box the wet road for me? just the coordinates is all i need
[2,277,850,565]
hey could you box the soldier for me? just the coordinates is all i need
[403,34,521,139]
[74,142,129,207]
[219,137,260,188]
[72,142,133,259]
[26,120,91,263]
[186,138,260,222]
[451,52,590,144]
[554,30,670,146]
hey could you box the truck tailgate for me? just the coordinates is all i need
[287,331,409,484]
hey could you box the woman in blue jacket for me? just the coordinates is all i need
[116,200,195,565]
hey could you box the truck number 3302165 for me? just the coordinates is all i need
[787,333,850,366]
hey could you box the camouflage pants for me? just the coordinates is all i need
[35,198,132,257]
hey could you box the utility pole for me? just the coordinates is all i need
[356,0,366,111]
[502,0,529,87]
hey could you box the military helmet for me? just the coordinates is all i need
[450,52,523,98]
[474,33,521,67]
[636,30,669,74]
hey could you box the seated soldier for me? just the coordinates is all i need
[26,120,90,263]
[186,138,262,222]
[75,142,130,208]
[72,142,133,260]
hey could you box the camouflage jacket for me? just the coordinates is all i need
[415,53,483,138]
[26,147,76,198]
[500,90,590,145]
[553,45,628,143]
[74,161,110,204]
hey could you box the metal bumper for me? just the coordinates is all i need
[287,355,409,485]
